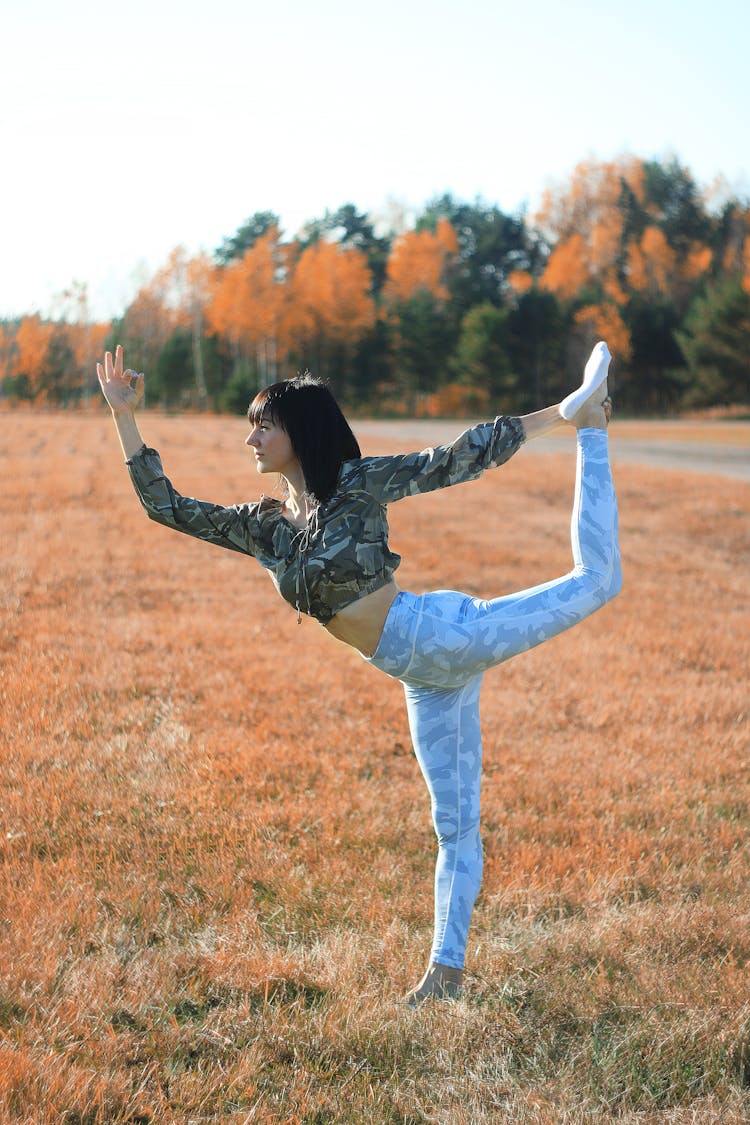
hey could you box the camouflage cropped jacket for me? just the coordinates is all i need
[125,415,526,625]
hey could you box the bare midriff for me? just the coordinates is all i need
[324,580,401,658]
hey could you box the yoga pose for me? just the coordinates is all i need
[98,342,620,1006]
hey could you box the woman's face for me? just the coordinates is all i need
[245,416,300,478]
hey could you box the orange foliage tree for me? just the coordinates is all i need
[286,239,375,389]
[183,253,215,401]
[119,246,223,404]
[207,226,290,387]
[382,218,458,305]
[120,251,188,384]
[535,157,720,402]
[0,279,111,405]
[381,219,459,410]
[537,158,644,356]
[506,269,534,298]
[65,321,110,403]
[51,281,111,404]
[723,206,750,295]
[573,304,632,364]
[0,324,15,386]
[4,316,56,400]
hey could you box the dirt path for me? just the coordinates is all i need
[354,418,750,482]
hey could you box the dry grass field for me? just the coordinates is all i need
[1,411,748,1123]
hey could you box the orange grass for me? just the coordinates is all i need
[0,412,748,1123]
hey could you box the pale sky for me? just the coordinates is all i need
[3,0,748,321]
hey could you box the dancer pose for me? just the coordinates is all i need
[98,342,620,1006]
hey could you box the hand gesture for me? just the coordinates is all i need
[97,345,145,414]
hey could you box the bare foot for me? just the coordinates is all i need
[573,383,612,430]
[403,962,464,1008]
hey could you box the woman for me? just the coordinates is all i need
[98,342,620,1006]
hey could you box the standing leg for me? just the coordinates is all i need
[401,674,483,1004]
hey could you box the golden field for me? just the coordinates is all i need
[0,411,748,1123]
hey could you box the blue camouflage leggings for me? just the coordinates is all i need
[365,429,621,969]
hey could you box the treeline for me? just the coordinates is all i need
[2,155,749,416]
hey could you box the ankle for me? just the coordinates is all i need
[433,962,463,984]
[574,404,607,430]
[574,394,612,431]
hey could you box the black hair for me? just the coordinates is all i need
[248,373,361,504]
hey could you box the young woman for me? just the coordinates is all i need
[98,342,620,1006]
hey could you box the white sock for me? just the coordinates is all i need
[559,342,611,420]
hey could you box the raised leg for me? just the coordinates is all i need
[397,424,621,693]
[464,426,621,670]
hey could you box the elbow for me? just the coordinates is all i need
[142,502,175,529]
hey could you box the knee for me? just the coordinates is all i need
[435,814,483,889]
[432,803,481,849]
[604,553,623,601]
[581,552,622,606]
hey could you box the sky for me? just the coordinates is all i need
[3,0,749,322]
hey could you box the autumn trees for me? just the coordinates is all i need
[128,217,377,410]
[2,157,749,414]
[534,157,750,411]
[0,309,109,406]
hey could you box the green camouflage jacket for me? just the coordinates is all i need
[126,415,526,624]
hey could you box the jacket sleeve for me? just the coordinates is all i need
[342,416,526,504]
[126,445,259,557]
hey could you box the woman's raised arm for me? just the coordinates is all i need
[97,344,147,460]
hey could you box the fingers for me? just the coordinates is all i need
[101,345,125,383]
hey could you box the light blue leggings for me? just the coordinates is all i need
[365,429,621,969]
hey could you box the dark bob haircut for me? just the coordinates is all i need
[248,373,361,504]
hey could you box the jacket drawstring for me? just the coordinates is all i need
[291,502,320,623]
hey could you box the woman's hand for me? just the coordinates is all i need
[97,345,145,415]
